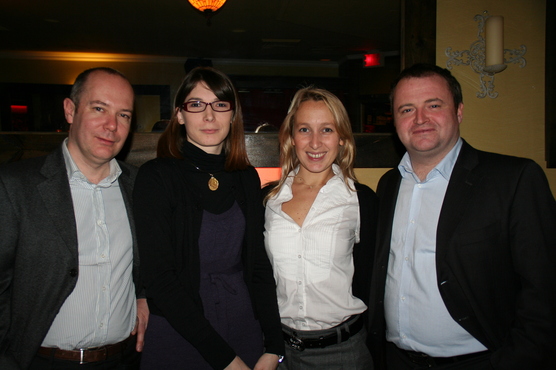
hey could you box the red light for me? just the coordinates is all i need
[364,53,381,67]
[11,105,28,114]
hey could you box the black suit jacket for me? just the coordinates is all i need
[0,145,139,369]
[369,140,556,369]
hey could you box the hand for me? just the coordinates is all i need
[254,353,280,370]
[131,298,149,352]
[224,356,251,370]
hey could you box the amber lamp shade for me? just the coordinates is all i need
[188,0,227,12]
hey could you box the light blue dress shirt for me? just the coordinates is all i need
[384,138,487,356]
[42,140,136,349]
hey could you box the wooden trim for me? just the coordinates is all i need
[546,1,555,167]
[401,0,437,69]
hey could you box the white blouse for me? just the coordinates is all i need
[264,164,367,331]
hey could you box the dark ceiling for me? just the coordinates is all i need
[0,0,401,62]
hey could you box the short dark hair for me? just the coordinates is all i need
[69,67,131,109]
[390,64,463,111]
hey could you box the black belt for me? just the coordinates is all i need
[283,315,363,351]
[37,336,132,364]
[394,344,490,367]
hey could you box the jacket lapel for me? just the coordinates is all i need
[377,170,402,262]
[117,163,141,291]
[37,147,78,259]
[435,140,480,263]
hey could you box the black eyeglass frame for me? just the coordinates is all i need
[179,100,235,113]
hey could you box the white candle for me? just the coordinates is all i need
[485,16,504,66]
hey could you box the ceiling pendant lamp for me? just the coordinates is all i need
[188,0,226,12]
[188,0,227,25]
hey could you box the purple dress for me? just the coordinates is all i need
[141,202,264,369]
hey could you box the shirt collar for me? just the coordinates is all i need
[62,138,122,186]
[398,138,463,182]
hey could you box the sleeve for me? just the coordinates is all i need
[0,175,22,369]
[245,169,285,357]
[490,160,556,369]
[133,161,236,370]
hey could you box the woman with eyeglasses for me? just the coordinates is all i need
[263,87,377,369]
[133,67,284,370]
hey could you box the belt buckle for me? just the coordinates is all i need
[406,351,434,367]
[287,335,305,352]
[79,348,86,365]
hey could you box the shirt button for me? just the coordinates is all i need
[298,281,302,285]
[69,268,78,277]
[298,255,301,258]
[97,220,103,226]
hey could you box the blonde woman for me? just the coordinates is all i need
[264,87,377,369]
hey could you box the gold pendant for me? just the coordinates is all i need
[208,176,219,191]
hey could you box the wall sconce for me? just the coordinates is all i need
[445,11,527,99]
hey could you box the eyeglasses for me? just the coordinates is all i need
[179,100,234,113]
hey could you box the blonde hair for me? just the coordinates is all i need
[266,87,357,202]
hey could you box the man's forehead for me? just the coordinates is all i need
[85,71,132,91]
[81,73,134,106]
[395,76,450,100]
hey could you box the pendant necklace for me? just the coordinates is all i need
[294,175,328,190]
[186,160,219,191]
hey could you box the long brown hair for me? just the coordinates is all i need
[266,87,357,202]
[157,67,250,171]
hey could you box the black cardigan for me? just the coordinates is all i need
[133,158,284,369]
[351,182,379,314]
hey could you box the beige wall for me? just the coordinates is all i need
[437,0,555,195]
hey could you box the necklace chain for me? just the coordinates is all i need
[185,159,219,191]
[294,175,327,189]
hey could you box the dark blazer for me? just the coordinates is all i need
[369,140,556,370]
[0,146,139,370]
[133,158,284,370]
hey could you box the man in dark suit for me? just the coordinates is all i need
[0,67,148,369]
[369,64,556,369]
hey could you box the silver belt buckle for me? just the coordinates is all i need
[79,348,86,364]
[288,334,305,351]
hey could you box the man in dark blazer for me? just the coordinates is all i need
[0,67,148,369]
[369,64,556,370]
